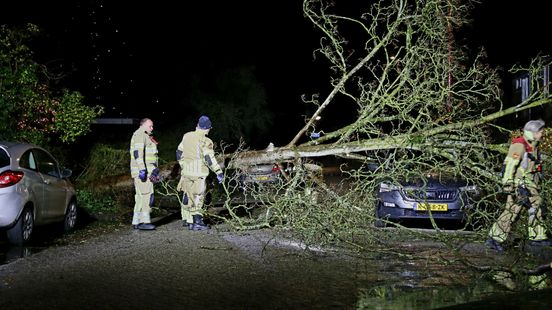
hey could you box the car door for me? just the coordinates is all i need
[33,149,68,220]
[18,149,46,221]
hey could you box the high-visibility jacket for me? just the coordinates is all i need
[177,128,222,177]
[129,128,158,178]
[502,136,540,188]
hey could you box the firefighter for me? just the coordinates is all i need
[129,118,159,230]
[176,115,224,230]
[486,120,550,251]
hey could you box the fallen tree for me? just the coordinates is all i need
[229,96,552,171]
[225,0,551,209]
[215,0,552,250]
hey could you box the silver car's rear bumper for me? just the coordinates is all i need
[0,188,25,228]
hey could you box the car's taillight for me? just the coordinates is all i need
[272,164,280,173]
[0,170,24,188]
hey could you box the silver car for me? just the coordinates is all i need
[0,141,77,245]
[238,164,284,184]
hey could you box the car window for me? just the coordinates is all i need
[19,150,38,171]
[34,149,60,178]
[0,148,9,168]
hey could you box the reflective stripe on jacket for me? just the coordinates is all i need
[130,128,158,178]
[177,128,222,177]
[502,138,539,187]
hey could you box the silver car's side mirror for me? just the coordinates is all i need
[61,168,72,179]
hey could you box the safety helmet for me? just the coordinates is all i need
[523,119,545,141]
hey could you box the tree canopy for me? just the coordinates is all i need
[0,23,103,145]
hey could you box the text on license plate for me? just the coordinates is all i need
[416,203,448,211]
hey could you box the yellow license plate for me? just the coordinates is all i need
[256,175,270,181]
[417,203,448,211]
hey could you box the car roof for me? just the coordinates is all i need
[0,141,22,149]
[0,141,44,157]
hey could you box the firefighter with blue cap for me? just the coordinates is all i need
[486,119,550,251]
[129,118,159,230]
[176,115,224,230]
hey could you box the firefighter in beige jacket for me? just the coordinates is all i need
[129,118,158,230]
[176,116,223,230]
[486,119,551,251]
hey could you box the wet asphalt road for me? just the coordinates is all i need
[0,217,365,309]
[4,215,552,309]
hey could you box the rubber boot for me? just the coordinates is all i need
[528,239,552,247]
[137,223,156,230]
[183,220,193,230]
[192,215,209,231]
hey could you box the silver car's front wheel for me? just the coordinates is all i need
[7,208,34,245]
[63,201,78,232]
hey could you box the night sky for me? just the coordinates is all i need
[1,1,550,136]
[2,1,318,118]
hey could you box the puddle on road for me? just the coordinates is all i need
[356,281,499,309]
[0,243,40,265]
[352,249,552,308]
[353,258,503,309]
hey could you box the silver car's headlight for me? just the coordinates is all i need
[379,182,400,193]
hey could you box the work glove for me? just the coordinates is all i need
[517,186,530,198]
[138,169,148,182]
[216,173,224,184]
[149,168,162,183]
[516,186,531,208]
[310,132,321,139]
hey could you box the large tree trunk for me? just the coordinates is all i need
[229,97,552,168]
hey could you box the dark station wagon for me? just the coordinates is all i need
[374,176,479,227]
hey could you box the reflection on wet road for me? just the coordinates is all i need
[0,243,34,265]
[0,225,64,266]
[0,209,103,266]
[0,221,91,266]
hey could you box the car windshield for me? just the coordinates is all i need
[386,168,466,186]
[0,148,9,168]
[402,175,466,187]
